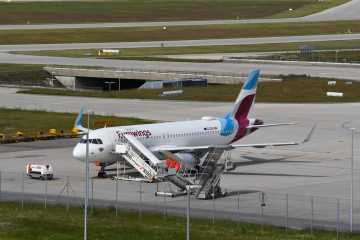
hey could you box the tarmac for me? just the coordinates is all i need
[1,88,360,229]
[1,0,360,232]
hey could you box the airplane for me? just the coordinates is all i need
[72,69,313,181]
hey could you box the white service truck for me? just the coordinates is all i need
[26,163,54,180]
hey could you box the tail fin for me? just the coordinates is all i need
[231,69,260,121]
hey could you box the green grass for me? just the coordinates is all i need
[2,20,360,45]
[259,49,360,63]
[17,75,360,103]
[0,0,348,24]
[16,40,360,61]
[0,64,48,86]
[271,0,349,18]
[0,202,354,240]
[0,108,153,136]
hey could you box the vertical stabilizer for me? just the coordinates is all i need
[231,69,260,121]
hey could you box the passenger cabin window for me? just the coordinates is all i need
[80,138,103,144]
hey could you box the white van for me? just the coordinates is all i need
[26,163,54,180]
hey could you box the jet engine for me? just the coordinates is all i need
[174,152,198,169]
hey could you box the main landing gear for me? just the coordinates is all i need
[97,164,107,178]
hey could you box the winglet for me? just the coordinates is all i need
[302,124,316,143]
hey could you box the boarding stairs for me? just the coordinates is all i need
[195,147,228,199]
[164,169,194,191]
[114,134,197,189]
[114,134,160,182]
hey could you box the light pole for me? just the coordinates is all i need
[84,110,90,240]
[51,71,55,87]
[350,127,355,233]
[335,50,339,63]
[342,122,358,233]
[186,185,191,240]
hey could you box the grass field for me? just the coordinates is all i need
[271,0,349,18]
[18,75,360,103]
[0,64,48,86]
[0,0,348,24]
[2,20,360,45]
[259,49,360,63]
[16,40,360,61]
[0,108,153,136]
[0,202,353,240]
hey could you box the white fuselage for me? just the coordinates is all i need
[72,117,246,164]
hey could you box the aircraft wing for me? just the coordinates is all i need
[151,142,297,152]
[246,122,296,129]
[150,145,225,152]
[151,124,316,152]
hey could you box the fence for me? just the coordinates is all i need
[0,171,359,235]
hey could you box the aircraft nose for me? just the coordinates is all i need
[73,144,85,161]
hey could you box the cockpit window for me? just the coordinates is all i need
[79,138,103,144]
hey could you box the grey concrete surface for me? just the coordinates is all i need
[305,0,360,21]
[0,0,358,30]
[1,52,360,81]
[2,34,360,52]
[0,95,360,230]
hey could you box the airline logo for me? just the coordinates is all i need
[117,129,152,139]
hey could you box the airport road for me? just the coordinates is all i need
[1,52,360,81]
[1,34,360,52]
[0,0,358,30]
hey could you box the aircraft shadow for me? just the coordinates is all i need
[224,172,325,178]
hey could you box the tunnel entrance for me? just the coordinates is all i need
[75,77,146,91]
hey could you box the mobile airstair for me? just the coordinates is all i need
[113,133,230,199]
[114,134,160,182]
[113,134,195,188]
[195,146,229,199]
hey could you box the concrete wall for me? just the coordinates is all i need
[54,76,76,89]
[44,66,280,90]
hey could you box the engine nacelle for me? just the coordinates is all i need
[174,152,197,169]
